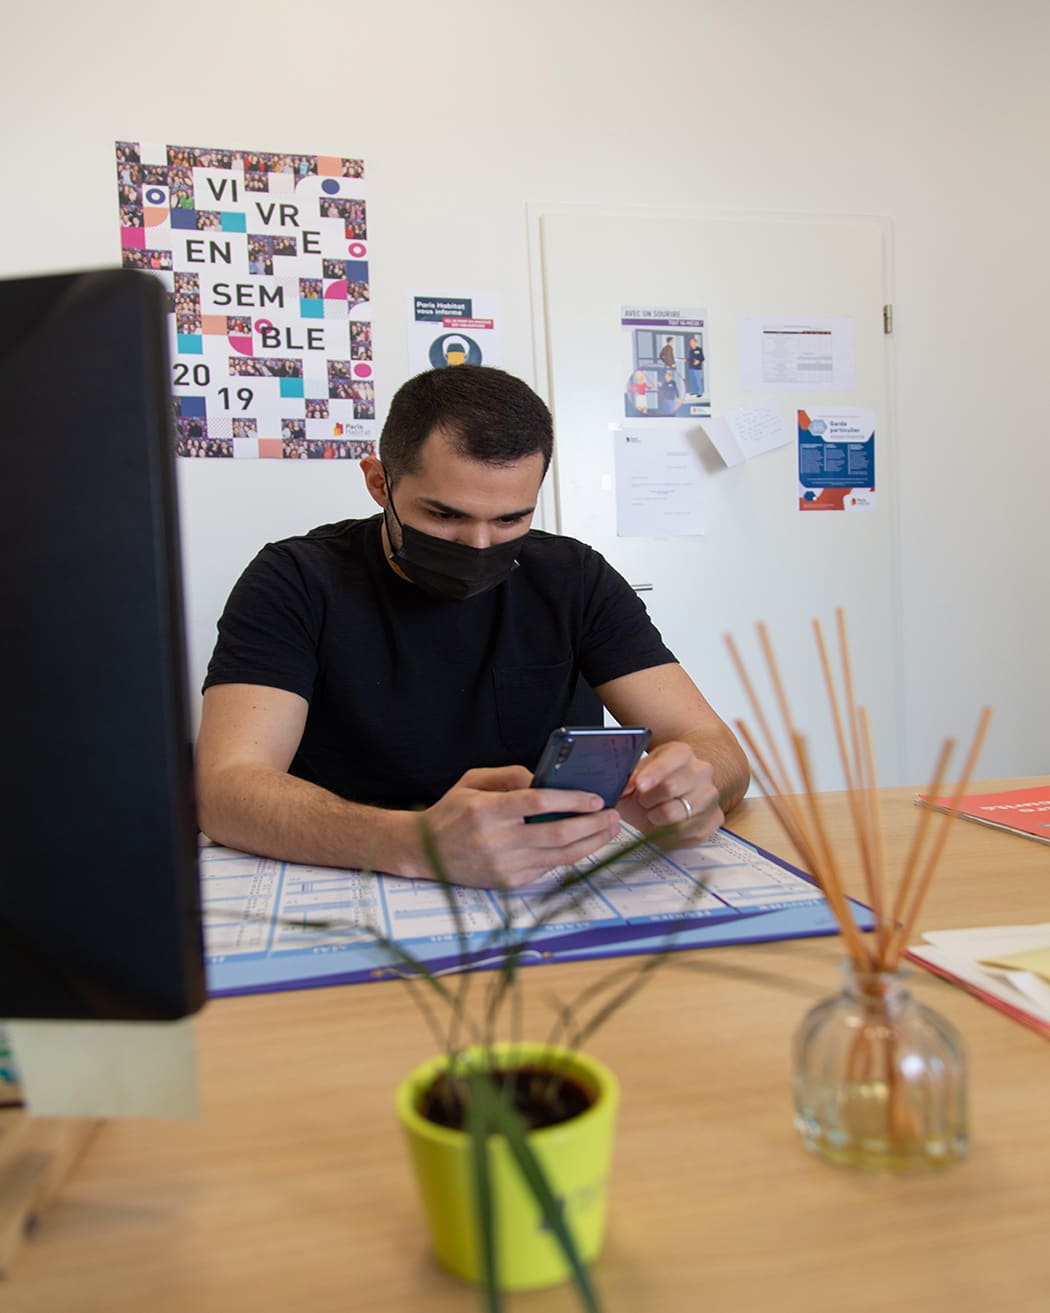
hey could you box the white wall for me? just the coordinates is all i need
[3,0,1047,781]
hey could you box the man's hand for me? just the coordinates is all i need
[617,741,724,845]
[595,663,750,824]
[196,685,621,888]
[416,765,620,888]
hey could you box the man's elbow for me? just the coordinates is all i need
[194,783,221,845]
[719,738,751,816]
[194,763,237,846]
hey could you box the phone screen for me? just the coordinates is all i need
[526,726,651,823]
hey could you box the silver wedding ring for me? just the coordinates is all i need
[677,795,693,821]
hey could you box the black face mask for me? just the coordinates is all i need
[383,479,526,602]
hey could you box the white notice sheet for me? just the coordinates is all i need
[613,426,703,537]
[738,316,855,392]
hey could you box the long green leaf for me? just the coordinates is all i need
[418,817,478,1056]
[471,1077,602,1313]
[466,1071,501,1313]
[538,839,716,1049]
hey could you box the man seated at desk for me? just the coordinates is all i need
[195,366,749,888]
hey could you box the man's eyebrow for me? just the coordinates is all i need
[419,497,536,519]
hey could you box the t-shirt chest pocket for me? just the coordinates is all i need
[492,659,574,764]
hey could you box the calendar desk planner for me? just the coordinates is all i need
[201,824,873,997]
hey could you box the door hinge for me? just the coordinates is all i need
[883,304,894,335]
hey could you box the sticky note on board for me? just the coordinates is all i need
[6,1018,199,1119]
[700,399,790,467]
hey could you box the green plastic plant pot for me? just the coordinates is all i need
[395,1042,619,1291]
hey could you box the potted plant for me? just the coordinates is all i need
[358,822,699,1312]
[217,807,724,1310]
[395,1039,616,1302]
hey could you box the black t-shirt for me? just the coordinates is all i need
[203,516,676,807]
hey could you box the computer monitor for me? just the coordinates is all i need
[0,267,205,1021]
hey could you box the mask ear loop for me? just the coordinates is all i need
[382,468,405,560]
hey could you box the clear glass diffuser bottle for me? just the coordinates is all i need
[793,962,967,1172]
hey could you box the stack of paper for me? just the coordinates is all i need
[906,924,1050,1040]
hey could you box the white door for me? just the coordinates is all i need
[531,206,900,792]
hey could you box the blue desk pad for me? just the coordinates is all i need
[201,825,873,998]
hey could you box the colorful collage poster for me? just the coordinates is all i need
[621,306,710,419]
[797,407,876,511]
[115,141,374,460]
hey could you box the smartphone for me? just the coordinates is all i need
[525,725,651,823]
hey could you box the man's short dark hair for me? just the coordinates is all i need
[379,366,553,482]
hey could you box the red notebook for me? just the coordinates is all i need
[916,784,1050,846]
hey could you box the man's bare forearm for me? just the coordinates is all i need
[196,764,426,877]
[681,726,750,815]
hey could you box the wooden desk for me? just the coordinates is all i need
[5,781,1049,1312]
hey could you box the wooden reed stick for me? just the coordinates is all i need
[733,720,823,876]
[791,731,873,968]
[730,626,869,967]
[754,622,840,858]
[724,633,798,801]
[835,608,867,807]
[757,622,800,762]
[725,638,849,931]
[757,622,816,804]
[858,707,889,959]
[756,629,874,961]
[811,618,857,793]
[885,707,993,967]
[728,615,990,984]
[741,718,868,969]
[813,617,881,926]
[887,737,955,934]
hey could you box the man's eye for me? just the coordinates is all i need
[430,509,460,521]
[498,514,527,525]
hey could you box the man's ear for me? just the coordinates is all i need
[360,455,388,507]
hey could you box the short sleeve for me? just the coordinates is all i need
[202,544,324,702]
[577,549,677,687]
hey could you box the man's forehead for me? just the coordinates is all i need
[415,427,545,474]
[400,429,544,506]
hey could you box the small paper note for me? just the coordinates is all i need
[7,1018,200,1119]
[700,400,789,467]
[985,970,1050,1012]
[979,944,1050,983]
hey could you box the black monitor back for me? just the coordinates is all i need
[0,268,205,1020]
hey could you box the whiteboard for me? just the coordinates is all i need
[531,207,903,791]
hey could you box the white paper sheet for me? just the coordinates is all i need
[700,399,790,466]
[613,426,703,537]
[908,924,1050,1029]
[738,315,855,392]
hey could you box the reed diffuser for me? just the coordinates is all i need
[725,610,992,1172]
